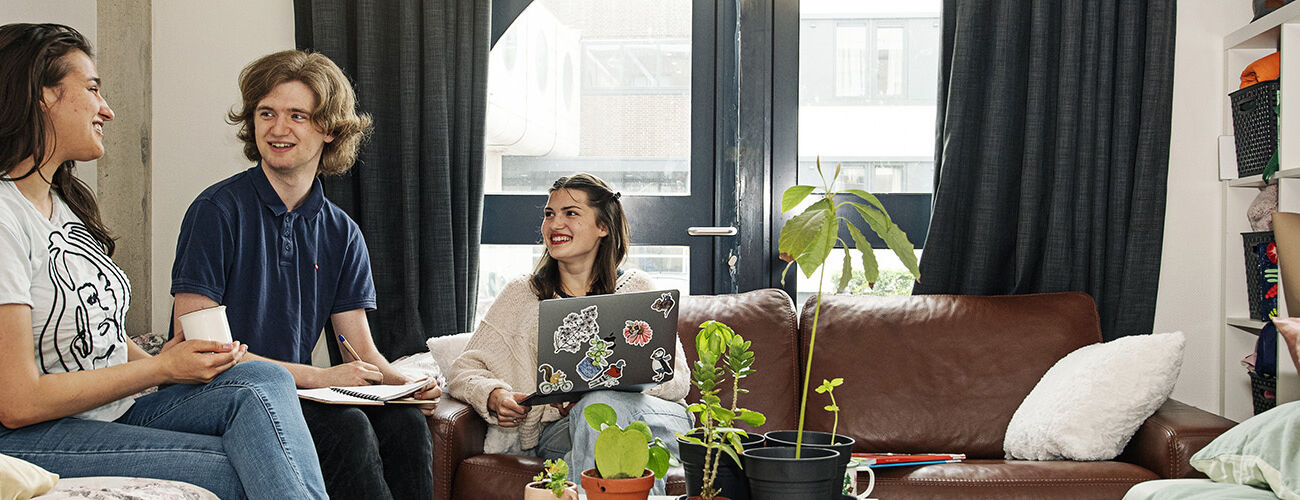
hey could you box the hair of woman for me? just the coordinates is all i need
[226,49,372,176]
[530,173,630,300]
[0,23,114,255]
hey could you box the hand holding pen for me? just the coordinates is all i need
[318,334,382,386]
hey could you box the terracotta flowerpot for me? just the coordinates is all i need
[524,480,579,500]
[579,468,655,500]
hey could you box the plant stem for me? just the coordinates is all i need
[829,390,839,444]
[702,406,716,498]
[795,263,827,458]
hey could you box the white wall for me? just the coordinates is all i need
[1155,0,1253,414]
[149,1,294,333]
[1,1,98,192]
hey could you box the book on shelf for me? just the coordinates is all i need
[297,377,430,405]
[853,452,966,469]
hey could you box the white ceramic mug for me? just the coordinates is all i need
[846,458,876,498]
[178,305,233,343]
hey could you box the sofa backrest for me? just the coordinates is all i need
[800,292,1102,458]
[677,288,801,431]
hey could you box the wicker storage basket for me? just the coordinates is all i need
[1242,231,1278,320]
[1230,79,1280,177]
[1251,370,1277,415]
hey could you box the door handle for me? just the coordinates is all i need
[687,226,738,236]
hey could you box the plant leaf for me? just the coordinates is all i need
[842,188,887,213]
[584,403,617,431]
[736,409,767,426]
[824,404,839,412]
[778,208,828,261]
[844,223,880,285]
[781,185,816,213]
[830,377,843,387]
[795,211,838,278]
[628,421,654,443]
[837,246,854,293]
[648,446,671,479]
[848,202,919,280]
[677,434,706,447]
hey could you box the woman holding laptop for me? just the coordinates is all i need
[0,23,326,499]
[449,173,691,493]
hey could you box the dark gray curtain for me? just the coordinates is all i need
[914,0,1176,341]
[295,0,488,359]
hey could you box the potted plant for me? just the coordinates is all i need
[743,159,921,499]
[677,320,766,500]
[579,402,673,500]
[525,458,579,500]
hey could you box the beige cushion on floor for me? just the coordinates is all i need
[0,453,56,500]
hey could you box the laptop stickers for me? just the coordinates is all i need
[525,289,681,405]
[650,292,675,318]
[623,320,653,347]
[553,305,600,354]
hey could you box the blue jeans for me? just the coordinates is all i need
[0,361,327,500]
[532,391,691,495]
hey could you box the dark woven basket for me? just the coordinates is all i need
[1230,80,1280,177]
[1251,370,1277,415]
[1242,231,1277,320]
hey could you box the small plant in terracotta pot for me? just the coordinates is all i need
[525,458,578,500]
[580,403,672,500]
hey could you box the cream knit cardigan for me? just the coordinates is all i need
[448,270,690,452]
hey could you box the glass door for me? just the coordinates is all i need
[479,0,717,319]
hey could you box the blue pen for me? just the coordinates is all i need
[337,334,362,361]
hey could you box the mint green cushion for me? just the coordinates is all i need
[1190,400,1300,500]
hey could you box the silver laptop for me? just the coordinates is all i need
[520,289,680,406]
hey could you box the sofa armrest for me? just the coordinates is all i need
[429,396,488,500]
[1118,399,1237,479]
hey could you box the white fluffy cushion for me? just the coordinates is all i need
[1004,331,1185,461]
[426,332,473,383]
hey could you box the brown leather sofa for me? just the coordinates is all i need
[429,289,1236,500]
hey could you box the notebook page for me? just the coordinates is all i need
[331,378,429,401]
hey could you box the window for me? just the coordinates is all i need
[791,0,941,305]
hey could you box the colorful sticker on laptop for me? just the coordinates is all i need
[553,305,600,354]
[622,320,653,347]
[589,359,627,388]
[651,347,674,382]
[537,364,574,394]
[650,292,676,319]
[584,337,614,366]
[575,357,602,381]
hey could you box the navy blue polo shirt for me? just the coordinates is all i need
[170,165,376,364]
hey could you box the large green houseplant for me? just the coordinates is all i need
[777,158,921,452]
[677,320,765,500]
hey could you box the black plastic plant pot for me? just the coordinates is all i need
[763,430,856,476]
[740,446,841,500]
[678,431,765,500]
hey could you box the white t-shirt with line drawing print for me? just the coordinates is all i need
[0,180,132,422]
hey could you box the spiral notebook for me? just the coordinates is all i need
[297,378,429,405]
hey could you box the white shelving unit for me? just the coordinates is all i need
[1222,3,1300,423]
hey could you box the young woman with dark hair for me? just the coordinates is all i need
[0,23,326,499]
[449,173,691,494]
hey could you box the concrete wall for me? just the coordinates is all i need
[1155,0,1252,414]
[150,1,294,334]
